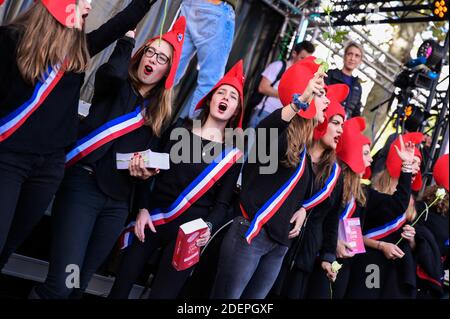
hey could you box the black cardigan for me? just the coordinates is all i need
[75,36,160,202]
[0,0,154,154]
[239,109,312,246]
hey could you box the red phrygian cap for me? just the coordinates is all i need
[195,60,245,128]
[278,56,324,119]
[40,0,78,28]
[433,153,449,192]
[386,132,424,191]
[336,117,371,174]
[132,16,186,89]
[313,84,348,140]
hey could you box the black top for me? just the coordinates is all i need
[75,36,160,202]
[239,109,312,246]
[417,202,449,259]
[362,172,412,243]
[0,0,154,154]
[138,123,241,237]
[325,69,363,118]
[288,172,343,272]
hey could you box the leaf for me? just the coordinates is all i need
[323,31,330,41]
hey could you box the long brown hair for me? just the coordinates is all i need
[10,2,89,85]
[282,116,314,168]
[340,162,366,206]
[420,185,449,215]
[128,42,173,137]
[312,141,336,187]
[372,169,398,195]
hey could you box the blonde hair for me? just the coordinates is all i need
[405,195,417,222]
[340,162,366,206]
[372,169,398,195]
[128,42,174,137]
[282,116,314,168]
[11,2,89,85]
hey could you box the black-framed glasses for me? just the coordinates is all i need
[144,47,170,65]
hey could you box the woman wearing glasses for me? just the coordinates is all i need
[31,18,186,299]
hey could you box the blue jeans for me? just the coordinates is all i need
[211,216,289,299]
[35,166,129,299]
[175,0,235,119]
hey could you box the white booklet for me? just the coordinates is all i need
[116,149,170,170]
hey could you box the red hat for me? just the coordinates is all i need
[132,16,186,89]
[386,132,424,181]
[40,0,78,28]
[313,84,348,140]
[0,0,5,5]
[433,153,449,191]
[336,117,371,174]
[278,56,323,119]
[194,60,245,128]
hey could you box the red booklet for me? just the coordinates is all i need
[172,218,209,271]
[338,217,366,255]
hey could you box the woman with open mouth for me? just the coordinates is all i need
[344,132,422,299]
[108,61,245,299]
[29,17,185,299]
[271,83,349,299]
[211,56,330,299]
[0,0,159,276]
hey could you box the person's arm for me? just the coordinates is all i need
[205,163,240,232]
[258,76,279,98]
[86,0,157,57]
[364,237,405,259]
[93,35,135,97]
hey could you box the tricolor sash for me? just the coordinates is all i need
[0,64,65,142]
[364,212,407,240]
[150,147,242,226]
[245,149,307,244]
[119,147,243,250]
[302,162,340,210]
[65,106,145,167]
[340,196,356,220]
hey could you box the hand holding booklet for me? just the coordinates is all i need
[172,218,209,271]
[116,149,170,170]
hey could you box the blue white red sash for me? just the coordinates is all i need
[65,106,145,167]
[0,64,65,142]
[118,222,136,250]
[364,212,407,240]
[340,196,356,220]
[302,162,340,210]
[151,147,242,226]
[245,149,307,244]
[119,147,243,250]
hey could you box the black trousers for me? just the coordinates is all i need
[35,166,129,299]
[0,149,65,268]
[108,229,192,299]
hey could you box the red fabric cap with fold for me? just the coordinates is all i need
[386,132,424,180]
[336,117,371,174]
[194,60,245,128]
[313,84,348,140]
[0,0,5,5]
[433,153,449,191]
[132,16,186,89]
[278,56,322,119]
[40,0,77,27]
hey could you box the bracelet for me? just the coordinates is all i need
[290,102,300,113]
[292,94,309,112]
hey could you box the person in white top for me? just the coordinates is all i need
[248,41,315,128]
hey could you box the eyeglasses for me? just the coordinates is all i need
[144,47,170,65]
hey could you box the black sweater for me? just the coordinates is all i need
[288,172,343,272]
[138,123,241,237]
[239,109,312,246]
[76,36,160,202]
[0,0,154,154]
